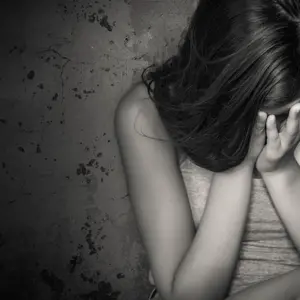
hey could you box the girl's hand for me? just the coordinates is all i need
[242,111,268,167]
[256,103,300,174]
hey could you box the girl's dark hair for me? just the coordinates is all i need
[141,0,300,172]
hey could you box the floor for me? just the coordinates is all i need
[0,0,195,299]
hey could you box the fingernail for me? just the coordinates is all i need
[258,111,267,120]
[268,115,275,123]
[294,104,300,114]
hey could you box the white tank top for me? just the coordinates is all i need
[179,156,300,294]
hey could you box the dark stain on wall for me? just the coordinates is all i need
[77,163,90,176]
[99,15,113,32]
[27,70,35,80]
[116,273,125,279]
[9,45,26,54]
[68,244,84,273]
[36,144,42,153]
[86,229,98,255]
[80,271,101,284]
[40,269,65,296]
[57,0,115,32]
[79,281,120,300]
[52,93,59,101]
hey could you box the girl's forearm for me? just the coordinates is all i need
[262,160,300,252]
[171,163,254,300]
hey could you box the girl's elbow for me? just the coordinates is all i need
[163,281,195,300]
[153,281,181,300]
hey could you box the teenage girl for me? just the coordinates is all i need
[115,0,300,299]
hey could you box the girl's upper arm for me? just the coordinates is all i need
[114,84,195,299]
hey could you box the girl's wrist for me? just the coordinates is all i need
[261,157,300,184]
[239,159,255,171]
[223,160,255,175]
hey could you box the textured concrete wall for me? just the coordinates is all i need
[0,0,195,299]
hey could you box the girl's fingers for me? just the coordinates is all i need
[266,115,281,150]
[256,111,267,133]
[284,103,300,144]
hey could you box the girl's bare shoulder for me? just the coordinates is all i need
[116,81,170,141]
[128,81,158,118]
[115,81,185,164]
